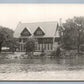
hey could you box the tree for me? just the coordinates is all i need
[6,38,19,53]
[0,27,13,52]
[25,38,36,58]
[62,17,84,54]
[0,26,19,53]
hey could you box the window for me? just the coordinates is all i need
[48,44,49,50]
[38,44,40,50]
[48,43,53,50]
[36,30,43,35]
[38,38,53,44]
[51,44,53,50]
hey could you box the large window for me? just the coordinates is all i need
[38,38,53,44]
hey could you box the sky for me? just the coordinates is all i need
[0,4,84,30]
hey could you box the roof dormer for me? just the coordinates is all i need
[34,27,45,36]
[21,27,31,36]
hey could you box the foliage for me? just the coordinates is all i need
[0,26,13,52]
[62,17,84,53]
[6,38,19,52]
[50,47,61,58]
[0,26,19,53]
[25,38,36,58]
[25,38,36,53]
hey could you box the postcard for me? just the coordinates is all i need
[0,4,84,80]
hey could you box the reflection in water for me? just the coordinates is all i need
[0,55,84,66]
[0,56,83,73]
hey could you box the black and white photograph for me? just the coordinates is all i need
[0,4,84,80]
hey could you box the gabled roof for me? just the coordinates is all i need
[14,21,60,38]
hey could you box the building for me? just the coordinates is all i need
[14,21,61,52]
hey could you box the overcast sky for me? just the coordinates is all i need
[0,4,84,30]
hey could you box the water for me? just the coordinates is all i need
[0,56,83,65]
[0,53,84,80]
[0,52,84,73]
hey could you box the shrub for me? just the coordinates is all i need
[50,47,61,58]
[25,38,36,58]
